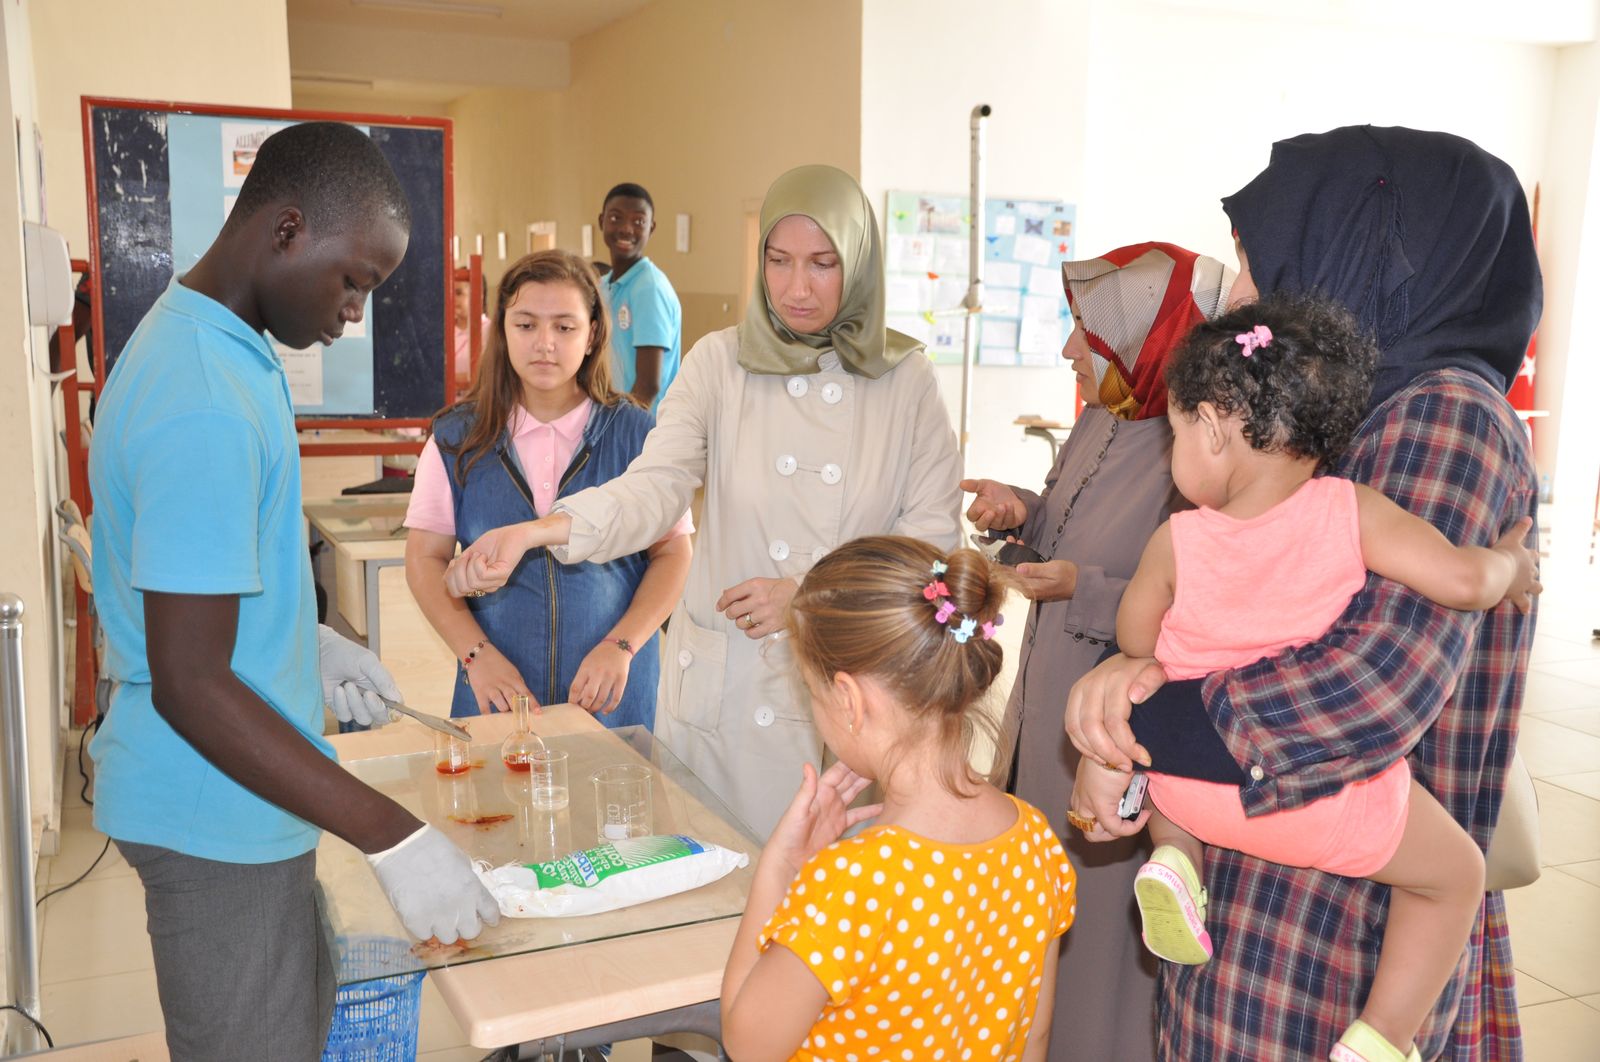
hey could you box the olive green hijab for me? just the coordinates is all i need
[737,164,923,379]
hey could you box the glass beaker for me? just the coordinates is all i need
[500,694,546,772]
[528,748,569,810]
[592,763,653,841]
[433,723,472,775]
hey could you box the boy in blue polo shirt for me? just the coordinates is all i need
[90,122,497,1061]
[598,182,682,411]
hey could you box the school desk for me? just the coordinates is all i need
[321,705,758,1054]
[303,496,458,712]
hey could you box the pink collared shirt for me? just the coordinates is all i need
[453,315,492,378]
[405,398,693,541]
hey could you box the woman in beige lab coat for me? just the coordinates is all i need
[444,164,962,835]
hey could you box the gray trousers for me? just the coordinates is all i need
[117,841,336,1062]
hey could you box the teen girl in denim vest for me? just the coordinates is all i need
[404,250,692,723]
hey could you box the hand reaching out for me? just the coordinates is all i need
[960,478,1027,533]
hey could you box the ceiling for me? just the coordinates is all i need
[286,0,653,41]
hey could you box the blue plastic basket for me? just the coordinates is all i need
[322,935,426,1062]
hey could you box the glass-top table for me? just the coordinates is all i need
[318,709,760,988]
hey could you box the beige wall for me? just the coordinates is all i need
[1,0,61,876]
[1536,41,1600,522]
[31,0,292,263]
[447,86,575,295]
[443,0,863,350]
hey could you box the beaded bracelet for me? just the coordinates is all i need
[461,639,487,669]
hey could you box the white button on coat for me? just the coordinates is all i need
[769,540,790,561]
[820,463,843,485]
[754,706,776,728]
[678,649,694,668]
[821,382,843,405]
[811,546,828,564]
[786,377,809,398]
[775,454,798,477]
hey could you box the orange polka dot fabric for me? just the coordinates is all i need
[760,795,1077,1061]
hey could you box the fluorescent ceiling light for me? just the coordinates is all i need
[350,0,504,16]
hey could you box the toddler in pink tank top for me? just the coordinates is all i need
[1111,293,1539,1062]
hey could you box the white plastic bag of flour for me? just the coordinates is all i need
[475,834,749,918]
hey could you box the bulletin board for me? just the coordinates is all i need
[81,97,453,426]
[883,190,1076,367]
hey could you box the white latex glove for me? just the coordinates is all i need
[367,825,502,943]
[318,624,401,728]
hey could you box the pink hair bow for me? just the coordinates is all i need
[980,613,1006,641]
[933,600,957,624]
[1235,324,1273,357]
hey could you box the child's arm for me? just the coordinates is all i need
[1115,521,1176,658]
[719,862,829,1062]
[1354,483,1538,612]
[721,763,878,1061]
[1021,943,1061,1062]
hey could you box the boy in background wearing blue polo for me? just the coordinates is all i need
[90,122,497,1062]
[599,182,682,412]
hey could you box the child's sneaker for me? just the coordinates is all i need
[1329,1019,1422,1062]
[1133,844,1212,964]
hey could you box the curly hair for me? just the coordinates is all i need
[1164,291,1378,471]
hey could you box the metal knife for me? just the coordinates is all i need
[378,696,473,742]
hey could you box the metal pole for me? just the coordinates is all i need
[0,593,42,1054]
[960,104,991,473]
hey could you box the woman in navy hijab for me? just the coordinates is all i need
[1069,126,1541,1061]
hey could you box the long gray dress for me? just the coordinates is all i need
[998,404,1180,1062]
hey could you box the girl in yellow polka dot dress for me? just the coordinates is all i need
[720,535,1078,1062]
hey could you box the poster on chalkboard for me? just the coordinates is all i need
[85,98,449,425]
[882,190,1076,368]
[168,114,377,415]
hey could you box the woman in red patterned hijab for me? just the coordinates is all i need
[1063,241,1233,420]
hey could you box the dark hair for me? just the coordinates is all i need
[438,250,637,483]
[226,122,410,235]
[787,536,1014,796]
[601,182,654,211]
[1165,291,1377,472]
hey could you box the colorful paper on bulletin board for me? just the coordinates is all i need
[166,114,377,415]
[883,190,1076,367]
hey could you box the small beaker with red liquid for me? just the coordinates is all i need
[433,721,472,775]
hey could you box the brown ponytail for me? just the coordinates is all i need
[787,536,1015,795]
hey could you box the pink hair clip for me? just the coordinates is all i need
[933,600,957,624]
[1235,324,1273,357]
[923,580,950,602]
[980,613,1006,640]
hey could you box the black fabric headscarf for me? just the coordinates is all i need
[1222,125,1542,409]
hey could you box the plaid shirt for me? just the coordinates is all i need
[1161,370,1536,1061]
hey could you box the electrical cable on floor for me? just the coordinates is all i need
[37,718,109,908]
[0,1004,55,1049]
[35,835,111,908]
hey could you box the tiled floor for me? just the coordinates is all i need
[24,521,1600,1059]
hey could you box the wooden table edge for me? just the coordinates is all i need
[430,912,740,1048]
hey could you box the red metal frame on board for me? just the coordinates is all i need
[79,96,454,453]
